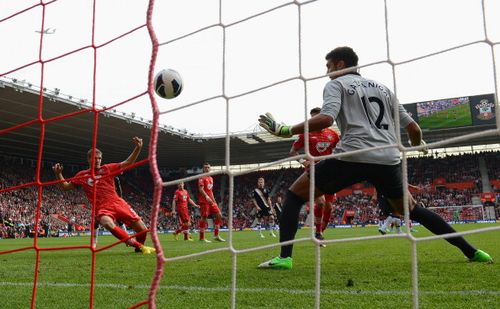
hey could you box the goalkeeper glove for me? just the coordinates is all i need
[408,139,429,155]
[258,112,292,138]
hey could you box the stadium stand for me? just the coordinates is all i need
[2,150,498,239]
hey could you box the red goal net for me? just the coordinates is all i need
[0,1,163,308]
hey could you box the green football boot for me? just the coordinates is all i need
[470,250,493,263]
[258,256,293,270]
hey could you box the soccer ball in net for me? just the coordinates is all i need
[154,69,183,99]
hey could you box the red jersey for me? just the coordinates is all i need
[70,163,124,209]
[292,128,340,157]
[174,189,190,210]
[198,175,214,204]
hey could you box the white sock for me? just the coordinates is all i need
[381,216,392,231]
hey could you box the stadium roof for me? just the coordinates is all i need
[0,79,295,169]
[0,78,498,170]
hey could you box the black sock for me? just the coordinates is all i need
[410,206,476,258]
[279,190,306,258]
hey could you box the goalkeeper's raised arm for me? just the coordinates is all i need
[258,112,333,138]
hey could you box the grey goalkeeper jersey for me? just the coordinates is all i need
[320,73,414,165]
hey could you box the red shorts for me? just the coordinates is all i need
[199,202,221,218]
[177,207,190,223]
[325,194,337,204]
[97,201,140,227]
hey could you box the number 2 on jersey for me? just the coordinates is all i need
[361,96,389,130]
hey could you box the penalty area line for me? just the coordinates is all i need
[0,282,499,296]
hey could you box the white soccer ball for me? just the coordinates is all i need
[154,69,183,99]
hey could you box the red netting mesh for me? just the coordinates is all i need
[0,1,163,308]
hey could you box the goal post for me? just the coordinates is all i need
[427,205,485,223]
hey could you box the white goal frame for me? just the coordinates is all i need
[427,205,485,222]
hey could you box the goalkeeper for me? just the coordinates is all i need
[258,46,492,269]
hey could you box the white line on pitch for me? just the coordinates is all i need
[0,282,499,296]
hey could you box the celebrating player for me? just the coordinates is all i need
[289,107,340,243]
[92,176,126,245]
[252,177,277,238]
[172,182,199,241]
[257,46,492,269]
[198,163,225,242]
[52,137,155,254]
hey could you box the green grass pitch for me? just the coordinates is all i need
[418,104,472,130]
[0,223,498,308]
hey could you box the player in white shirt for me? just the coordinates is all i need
[257,46,492,269]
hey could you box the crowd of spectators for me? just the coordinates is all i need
[1,150,499,239]
[483,150,500,181]
[412,187,477,208]
[407,153,482,185]
[0,156,91,238]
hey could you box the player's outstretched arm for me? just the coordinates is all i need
[290,113,333,136]
[52,163,75,191]
[258,113,332,137]
[120,137,143,169]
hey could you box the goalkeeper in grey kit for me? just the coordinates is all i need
[257,46,492,269]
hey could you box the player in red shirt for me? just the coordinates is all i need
[290,107,340,243]
[198,163,225,242]
[172,182,199,241]
[52,137,155,254]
